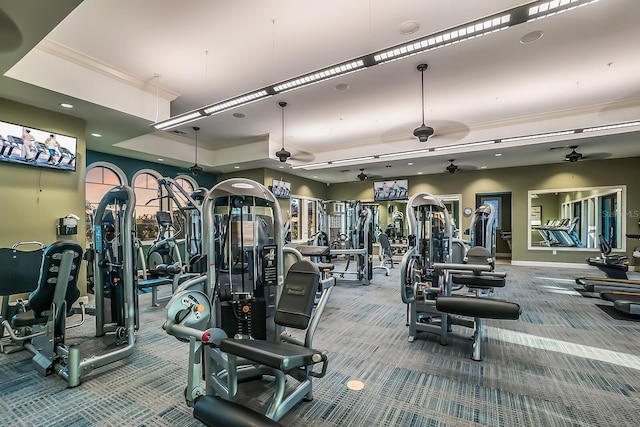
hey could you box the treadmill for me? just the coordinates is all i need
[598,234,640,316]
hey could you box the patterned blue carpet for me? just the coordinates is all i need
[1,262,639,426]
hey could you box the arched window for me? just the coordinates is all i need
[132,169,163,243]
[175,175,197,196]
[85,163,127,243]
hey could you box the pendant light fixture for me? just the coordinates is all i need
[275,101,292,162]
[413,64,435,142]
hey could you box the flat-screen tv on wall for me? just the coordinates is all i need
[272,179,291,199]
[374,179,409,201]
[0,119,77,171]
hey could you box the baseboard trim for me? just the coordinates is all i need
[511,260,587,269]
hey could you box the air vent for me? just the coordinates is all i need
[171,130,187,135]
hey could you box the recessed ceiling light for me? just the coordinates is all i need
[233,112,246,118]
[91,133,102,137]
[520,30,543,44]
[335,83,349,91]
[400,20,420,35]
[279,165,284,169]
[313,175,318,178]
[157,158,164,162]
[417,171,423,175]
[407,162,413,166]
[60,103,73,108]
[234,166,240,169]
[480,166,487,169]
[495,153,502,157]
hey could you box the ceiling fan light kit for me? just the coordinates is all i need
[446,159,458,174]
[565,145,583,163]
[414,63,435,143]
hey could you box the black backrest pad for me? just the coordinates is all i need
[465,246,492,265]
[29,241,83,317]
[275,260,320,329]
[0,246,44,295]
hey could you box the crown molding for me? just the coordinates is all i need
[37,38,179,101]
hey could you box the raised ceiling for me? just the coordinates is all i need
[1,0,638,183]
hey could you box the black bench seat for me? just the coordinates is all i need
[220,338,325,373]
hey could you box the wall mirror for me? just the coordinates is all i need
[528,186,626,251]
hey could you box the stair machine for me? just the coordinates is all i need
[163,178,335,425]
[400,194,520,361]
[138,177,208,306]
[1,185,138,386]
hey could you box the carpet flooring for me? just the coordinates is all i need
[1,261,639,426]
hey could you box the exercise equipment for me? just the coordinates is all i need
[532,217,584,247]
[577,234,640,293]
[2,185,139,386]
[164,178,335,423]
[596,234,640,317]
[323,201,374,285]
[0,242,44,341]
[400,195,520,360]
[138,177,207,306]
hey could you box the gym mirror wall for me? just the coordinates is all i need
[528,186,626,251]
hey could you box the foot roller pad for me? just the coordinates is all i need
[194,395,282,427]
[436,295,521,319]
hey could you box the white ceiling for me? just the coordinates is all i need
[1,0,639,183]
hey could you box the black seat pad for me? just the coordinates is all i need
[437,295,521,319]
[219,338,325,372]
[452,275,506,288]
[138,277,173,288]
[194,395,281,427]
[296,245,330,257]
[315,262,334,271]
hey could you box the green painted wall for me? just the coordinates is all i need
[328,157,640,265]
[0,97,87,292]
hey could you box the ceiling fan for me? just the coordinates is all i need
[189,126,203,175]
[446,159,459,174]
[564,145,583,162]
[413,63,435,143]
[274,101,315,164]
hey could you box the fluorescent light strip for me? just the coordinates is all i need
[331,156,375,165]
[379,149,430,158]
[373,14,511,64]
[528,0,599,21]
[291,162,329,170]
[153,111,203,130]
[203,90,270,114]
[433,140,496,151]
[583,121,640,133]
[502,130,575,143]
[153,0,603,130]
[273,60,365,93]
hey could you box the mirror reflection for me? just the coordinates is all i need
[528,186,626,250]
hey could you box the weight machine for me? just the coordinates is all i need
[400,194,519,361]
[164,178,334,424]
[1,185,138,385]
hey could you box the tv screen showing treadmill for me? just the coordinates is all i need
[271,179,291,199]
[0,119,77,172]
[374,179,409,201]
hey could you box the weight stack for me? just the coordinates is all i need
[220,298,267,340]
